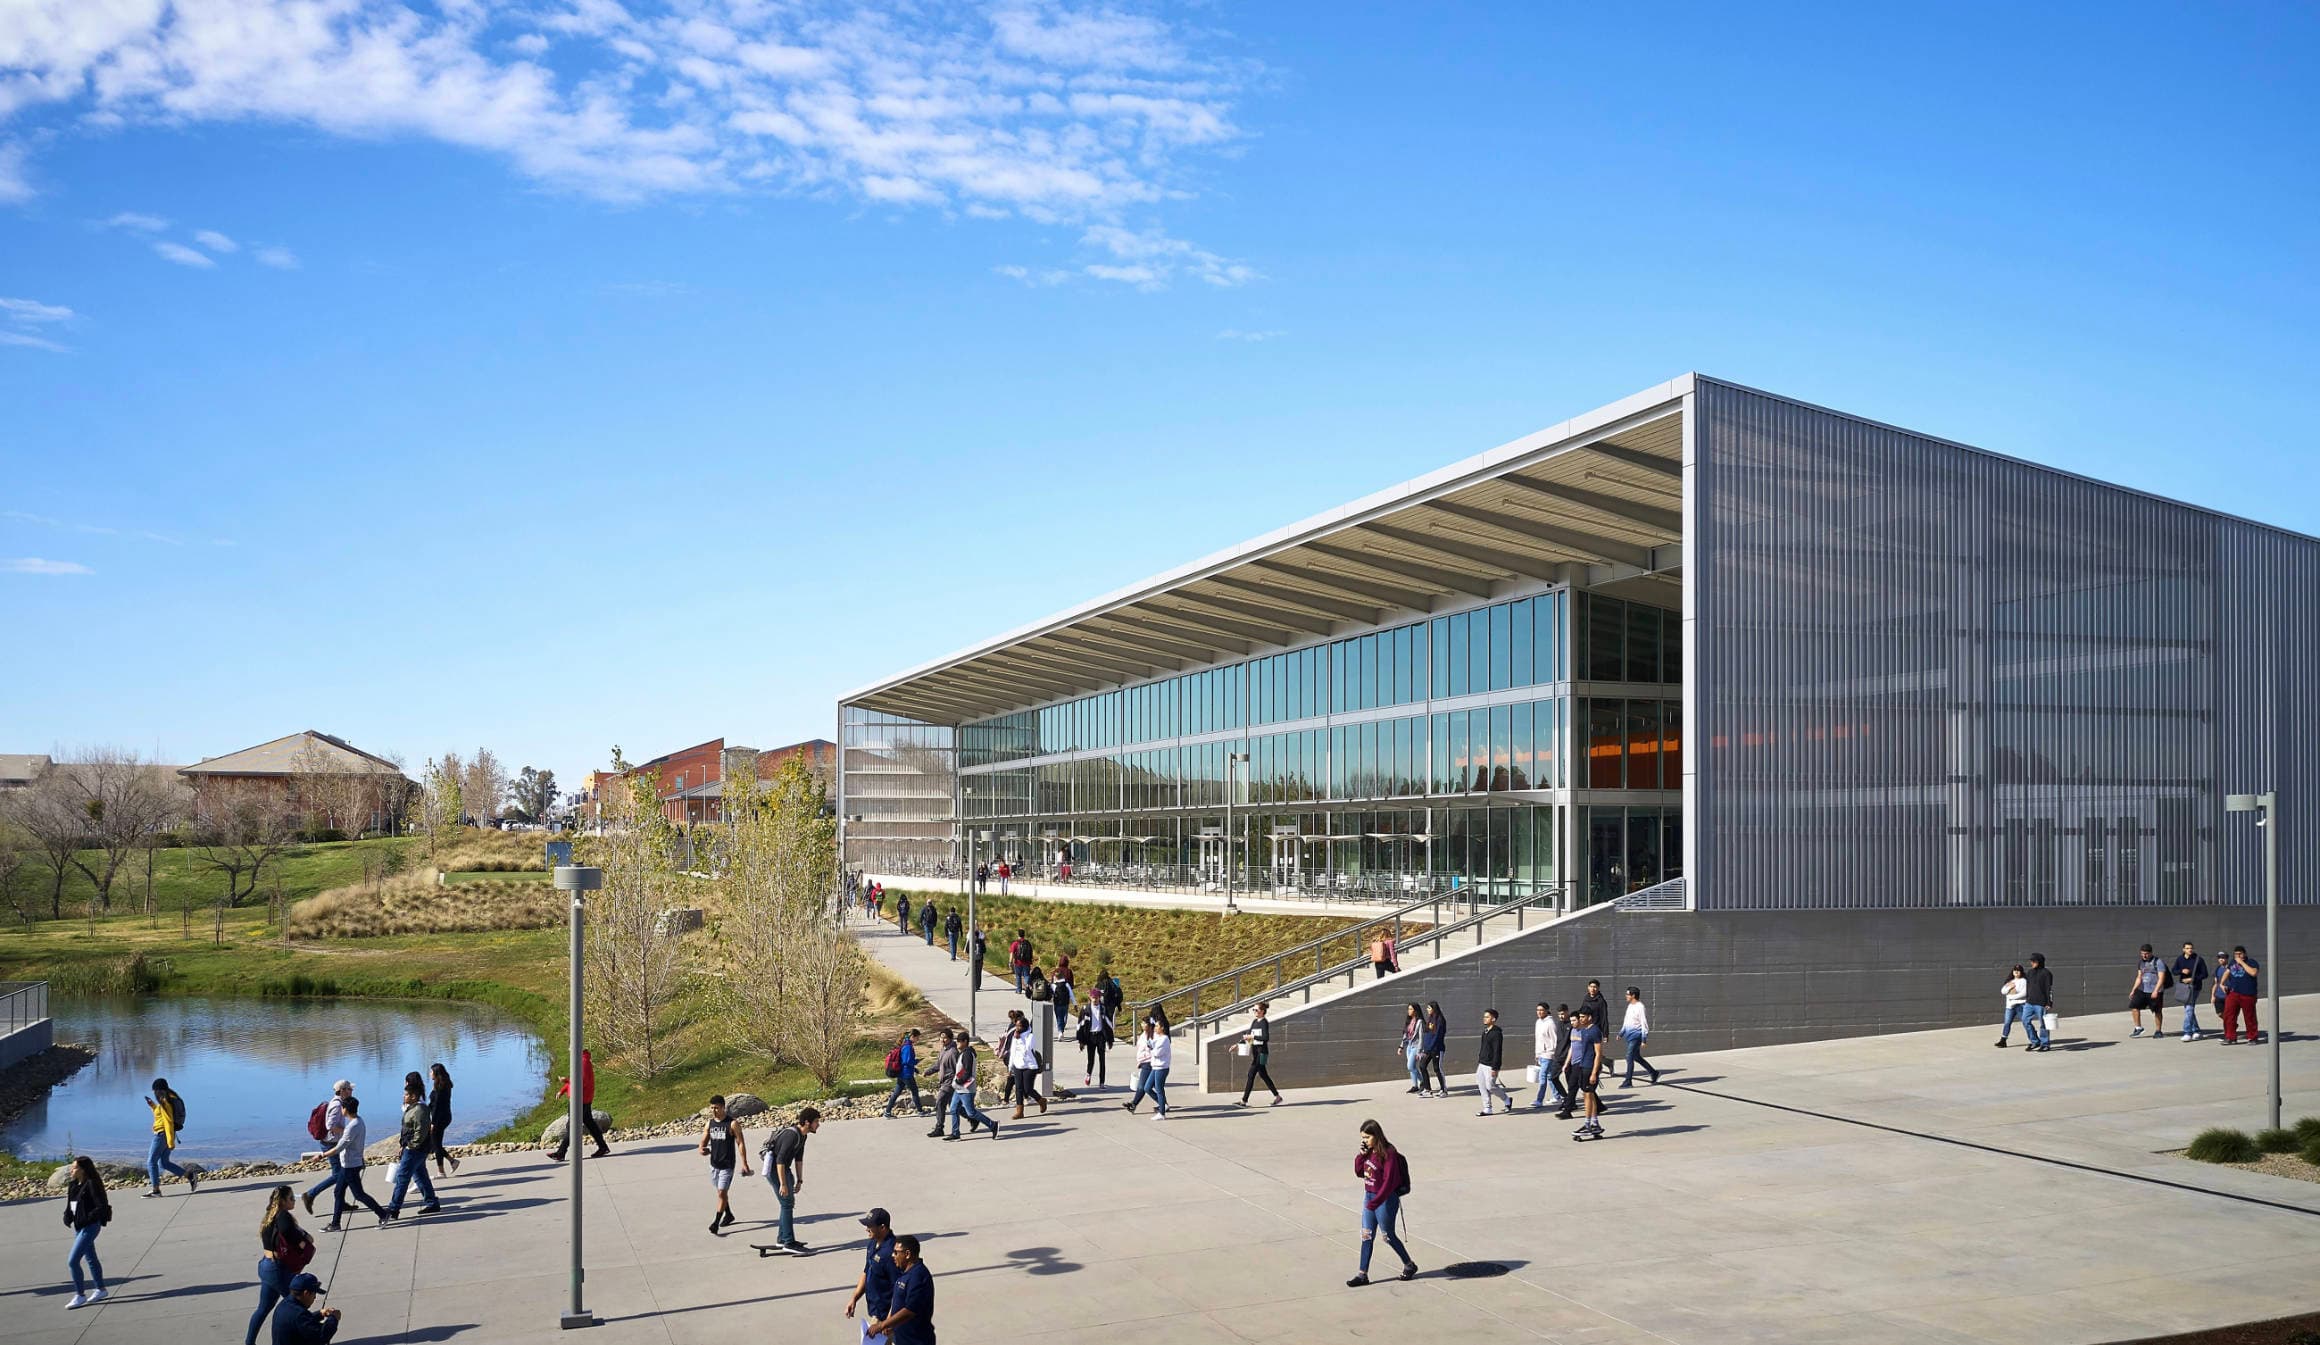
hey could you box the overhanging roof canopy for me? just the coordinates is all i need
[845,377,1691,725]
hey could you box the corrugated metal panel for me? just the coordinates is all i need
[1694,381,2316,911]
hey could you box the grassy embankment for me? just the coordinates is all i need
[881,888,1408,1023]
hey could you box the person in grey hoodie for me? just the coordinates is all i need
[309,1097,391,1231]
[925,1032,959,1139]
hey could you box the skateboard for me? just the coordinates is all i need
[753,1242,814,1257]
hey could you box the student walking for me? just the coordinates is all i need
[1238,1001,1283,1106]
[1416,1002,1449,1097]
[1620,987,1661,1085]
[884,1029,927,1118]
[270,1272,340,1344]
[1122,1017,1172,1116]
[1007,1014,1047,1118]
[944,1041,999,1140]
[313,1097,390,1230]
[1401,1003,1425,1093]
[2172,943,2210,1040]
[144,1077,198,1197]
[1532,1004,1571,1111]
[62,1155,110,1309]
[384,1080,441,1217]
[943,908,962,960]
[247,1184,314,1345]
[997,860,1011,895]
[1580,981,1612,1041]
[2222,947,2263,1044]
[969,925,987,990]
[548,1050,611,1161]
[1076,999,1111,1087]
[699,1095,751,1235]
[426,1063,458,1177]
[759,1107,818,1253]
[896,892,911,932]
[1369,931,1398,979]
[2022,954,2056,1052]
[1474,1009,1514,1114]
[845,1208,898,1344]
[2212,948,2231,1033]
[1562,1007,1606,1138]
[919,900,937,947]
[926,1032,959,1138]
[1996,965,2029,1046]
[300,1081,353,1215]
[1345,1119,1417,1287]
[1052,953,1076,1021]
[868,1233,935,1345]
[1010,931,1034,994]
[2127,945,2169,1037]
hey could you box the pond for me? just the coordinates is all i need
[1,995,550,1166]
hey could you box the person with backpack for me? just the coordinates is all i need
[1051,953,1076,1020]
[759,1107,819,1254]
[1474,1009,1514,1114]
[2127,944,2169,1038]
[1102,969,1125,1020]
[1010,931,1034,994]
[944,1040,999,1140]
[1346,1119,1417,1287]
[919,899,937,947]
[2171,942,2210,1041]
[548,1050,611,1161]
[300,1080,353,1215]
[943,907,963,961]
[143,1077,197,1197]
[310,1096,391,1230]
[883,1029,926,1118]
[1075,997,1111,1087]
[383,1079,441,1219]
[895,891,911,933]
[247,1184,314,1345]
[698,1094,751,1235]
[62,1154,111,1309]
[2022,953,2056,1052]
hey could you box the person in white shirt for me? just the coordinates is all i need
[1619,988,1660,1087]
[1146,1021,1174,1117]
[308,1096,391,1230]
[1006,1010,1047,1119]
[1997,964,2028,1047]
[1530,1003,1568,1110]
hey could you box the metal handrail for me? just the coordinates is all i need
[0,980,48,1036]
[1178,884,1583,1043]
[1129,886,1468,1028]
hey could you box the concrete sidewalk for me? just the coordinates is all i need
[3,996,2315,1345]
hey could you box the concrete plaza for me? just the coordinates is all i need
[1,990,2314,1345]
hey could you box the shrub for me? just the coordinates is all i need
[2255,1127,2299,1154]
[46,953,159,996]
[2304,1136,2320,1170]
[2186,1128,2260,1163]
[2295,1116,2320,1146]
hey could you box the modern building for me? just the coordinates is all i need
[839,376,2316,1066]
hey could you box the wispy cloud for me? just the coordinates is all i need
[0,295,73,353]
[102,211,169,232]
[1,0,1260,286]
[153,241,216,268]
[601,280,693,298]
[0,143,31,205]
[998,223,1258,291]
[1215,328,1284,342]
[193,229,238,253]
[4,510,177,544]
[253,246,299,269]
[4,558,94,576]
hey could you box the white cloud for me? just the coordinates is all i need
[0,295,72,352]
[0,143,31,204]
[1215,328,1283,342]
[153,241,216,268]
[0,297,71,323]
[102,211,169,232]
[0,329,68,352]
[3,558,93,575]
[193,229,238,252]
[253,245,299,269]
[0,0,1259,286]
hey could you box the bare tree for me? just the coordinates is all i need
[0,823,25,922]
[464,749,508,827]
[61,749,182,912]
[4,774,88,919]
[188,780,297,907]
[584,769,690,1078]
[417,752,464,860]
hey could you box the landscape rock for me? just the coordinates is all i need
[703,1092,767,1120]
[539,1109,615,1148]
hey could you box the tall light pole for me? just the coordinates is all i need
[1224,751,1248,916]
[2225,792,2282,1131]
[553,864,603,1331]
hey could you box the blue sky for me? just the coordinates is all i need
[3,3,2315,794]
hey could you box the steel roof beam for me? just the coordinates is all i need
[1357,521,1562,583]
[1200,573,1382,625]
[1581,443,1682,480]
[1495,478,1681,535]
[1301,541,1492,600]
[1073,620,1246,664]
[1138,601,1297,647]
[1424,499,1653,568]
[933,662,1090,703]
[1247,558,1439,613]
[1004,640,1168,682]
[1167,588,1339,636]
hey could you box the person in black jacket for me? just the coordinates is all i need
[1237,1001,1281,1107]
[62,1155,110,1309]
[2022,953,2057,1052]
[426,1063,457,1177]
[1579,982,1612,1044]
[2170,942,2210,1041]
[943,908,963,960]
[271,1273,340,1344]
[1474,1009,1514,1115]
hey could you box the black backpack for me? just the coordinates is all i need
[1027,969,1052,1002]
[1395,1151,1412,1198]
[167,1091,187,1132]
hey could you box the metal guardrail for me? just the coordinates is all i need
[0,980,49,1036]
[1129,888,1457,1028]
[1177,885,1583,1047]
[1612,876,1690,911]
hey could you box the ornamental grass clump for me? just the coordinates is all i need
[2185,1127,2260,1164]
[2256,1127,2300,1154]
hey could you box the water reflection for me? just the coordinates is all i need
[2,996,549,1165]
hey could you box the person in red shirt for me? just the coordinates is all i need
[1347,1119,1417,1287]
[547,1049,611,1162]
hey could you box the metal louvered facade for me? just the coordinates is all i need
[1689,379,2317,910]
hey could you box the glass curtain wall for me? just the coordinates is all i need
[839,708,956,875]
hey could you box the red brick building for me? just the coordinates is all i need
[589,736,836,827]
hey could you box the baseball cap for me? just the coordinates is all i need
[860,1207,890,1228]
[289,1273,325,1293]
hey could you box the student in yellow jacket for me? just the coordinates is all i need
[143,1077,197,1198]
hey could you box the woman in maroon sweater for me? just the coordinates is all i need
[1348,1119,1418,1287]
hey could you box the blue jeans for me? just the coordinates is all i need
[1621,1028,1658,1083]
[765,1167,798,1242]
[1148,1066,1170,1113]
[1014,966,1030,993]
[2180,997,2201,1034]
[303,1164,345,1209]
[68,1225,103,1295]
[1359,1196,1410,1274]
[1405,1042,1423,1089]
[387,1149,437,1211]
[1998,1004,2027,1041]
[949,1089,994,1137]
[2022,1006,2050,1047]
[245,1255,286,1345]
[947,932,958,959]
[885,1075,922,1115]
[333,1165,386,1223]
[147,1131,188,1189]
[1532,1057,1567,1108]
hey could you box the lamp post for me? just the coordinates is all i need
[2225,792,2282,1131]
[1224,751,1248,916]
[553,864,603,1331]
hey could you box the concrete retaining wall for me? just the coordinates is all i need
[0,1017,53,1073]
[1203,905,2320,1091]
